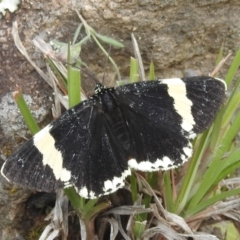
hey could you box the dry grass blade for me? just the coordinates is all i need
[34,38,70,109]
[180,232,219,240]
[39,224,59,240]
[12,22,52,87]
[33,36,72,71]
[223,213,240,237]
[136,173,167,218]
[32,36,57,59]
[131,33,145,81]
[39,191,69,240]
[105,205,152,215]
[166,211,193,234]
[186,198,240,224]
[150,204,169,225]
[114,214,131,240]
[61,193,69,238]
[126,195,144,234]
[34,37,87,109]
[46,64,66,116]
[222,209,240,222]
[150,204,197,240]
[136,173,203,239]
[210,53,231,77]
[142,223,185,240]
[45,230,60,240]
[79,218,87,240]
[99,218,119,240]
[12,21,69,109]
[219,177,240,187]
[213,199,240,215]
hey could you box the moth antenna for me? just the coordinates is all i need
[80,67,101,85]
[66,62,101,85]
[101,45,112,86]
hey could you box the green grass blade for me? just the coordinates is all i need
[83,201,111,221]
[215,44,224,65]
[186,110,240,211]
[68,66,81,108]
[130,57,139,83]
[73,24,83,45]
[208,106,225,151]
[213,150,240,185]
[220,110,240,154]
[225,48,240,86]
[64,187,84,211]
[190,149,240,206]
[81,198,98,218]
[67,42,81,108]
[133,221,146,240]
[222,77,240,128]
[148,61,155,80]
[174,129,212,214]
[164,171,174,211]
[14,90,40,135]
[95,33,124,48]
[185,188,240,217]
[223,93,240,128]
[130,174,138,203]
[46,57,68,91]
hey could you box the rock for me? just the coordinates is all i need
[0,0,239,238]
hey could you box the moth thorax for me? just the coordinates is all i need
[94,84,105,94]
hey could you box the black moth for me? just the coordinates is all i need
[1,76,226,199]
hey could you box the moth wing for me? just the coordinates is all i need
[1,100,130,199]
[181,76,226,133]
[114,76,226,171]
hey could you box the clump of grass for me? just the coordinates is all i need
[10,13,240,240]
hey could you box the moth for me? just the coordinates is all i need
[1,76,226,199]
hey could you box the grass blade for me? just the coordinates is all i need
[148,61,155,80]
[130,57,139,83]
[225,48,240,86]
[95,33,124,48]
[14,89,40,135]
[185,188,240,217]
[68,66,81,108]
